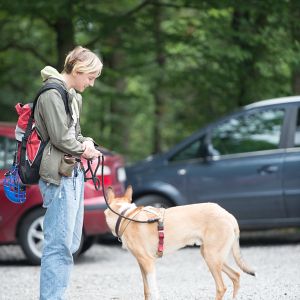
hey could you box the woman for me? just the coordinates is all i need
[34,46,103,300]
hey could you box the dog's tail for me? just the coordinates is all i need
[232,236,256,277]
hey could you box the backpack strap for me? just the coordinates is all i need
[23,83,69,143]
[33,82,69,115]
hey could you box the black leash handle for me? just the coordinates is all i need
[98,155,159,224]
[84,157,101,191]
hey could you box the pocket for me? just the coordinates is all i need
[39,142,51,177]
[39,179,53,208]
[58,155,76,177]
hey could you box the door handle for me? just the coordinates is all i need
[257,165,279,175]
[177,168,186,175]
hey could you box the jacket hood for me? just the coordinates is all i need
[41,66,65,82]
[40,66,82,113]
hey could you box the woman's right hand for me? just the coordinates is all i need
[82,143,102,160]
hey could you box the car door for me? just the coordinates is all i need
[184,106,287,226]
[282,104,300,224]
[0,135,20,238]
[163,138,206,203]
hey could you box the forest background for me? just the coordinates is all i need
[1,0,300,163]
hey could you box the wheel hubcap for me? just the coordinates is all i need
[27,216,44,258]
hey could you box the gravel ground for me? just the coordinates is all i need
[0,232,300,300]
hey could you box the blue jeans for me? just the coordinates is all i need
[39,167,84,300]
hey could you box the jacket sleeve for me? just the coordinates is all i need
[72,92,96,145]
[37,90,84,157]
[76,128,95,144]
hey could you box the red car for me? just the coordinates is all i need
[0,122,126,264]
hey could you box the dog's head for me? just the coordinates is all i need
[104,185,135,236]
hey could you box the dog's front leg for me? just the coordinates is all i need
[137,256,160,300]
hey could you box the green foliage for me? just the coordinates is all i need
[0,0,300,163]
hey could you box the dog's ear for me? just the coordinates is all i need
[124,185,133,202]
[106,187,115,204]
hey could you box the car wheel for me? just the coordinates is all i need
[73,232,85,260]
[79,236,96,254]
[18,208,45,265]
[18,208,85,265]
[134,195,172,208]
[98,233,118,244]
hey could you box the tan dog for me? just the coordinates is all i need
[104,186,255,300]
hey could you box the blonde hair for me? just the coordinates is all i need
[63,46,103,77]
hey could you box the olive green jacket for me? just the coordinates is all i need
[34,66,93,185]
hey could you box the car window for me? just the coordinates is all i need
[0,136,16,169]
[210,108,284,156]
[293,108,300,147]
[170,138,204,162]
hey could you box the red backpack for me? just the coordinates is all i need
[15,83,68,184]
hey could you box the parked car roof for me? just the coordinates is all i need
[245,96,300,109]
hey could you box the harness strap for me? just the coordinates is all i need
[157,209,165,258]
[143,206,160,216]
[115,207,130,239]
[115,205,166,257]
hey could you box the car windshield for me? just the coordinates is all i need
[0,136,16,169]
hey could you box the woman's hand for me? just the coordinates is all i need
[81,141,102,160]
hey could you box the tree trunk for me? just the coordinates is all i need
[289,1,300,94]
[292,70,300,94]
[53,0,75,71]
[54,17,75,71]
[152,0,166,154]
[231,8,266,106]
[104,33,129,151]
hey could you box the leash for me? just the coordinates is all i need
[87,155,165,256]
[84,157,101,191]
[85,154,160,224]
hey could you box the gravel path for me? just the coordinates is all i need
[0,236,300,300]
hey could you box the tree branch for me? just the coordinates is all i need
[0,42,53,65]
[151,1,203,10]
[121,0,152,18]
[85,1,153,49]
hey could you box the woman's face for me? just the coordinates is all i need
[73,71,99,92]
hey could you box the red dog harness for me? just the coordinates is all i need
[115,206,166,257]
[156,208,165,257]
[157,219,164,257]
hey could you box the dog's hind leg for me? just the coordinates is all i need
[222,263,240,299]
[201,247,227,300]
[136,256,159,300]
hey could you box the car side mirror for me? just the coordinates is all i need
[200,142,220,162]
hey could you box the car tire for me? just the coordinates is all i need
[134,195,172,208]
[18,208,85,265]
[18,208,45,265]
[79,235,96,254]
[98,232,118,244]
